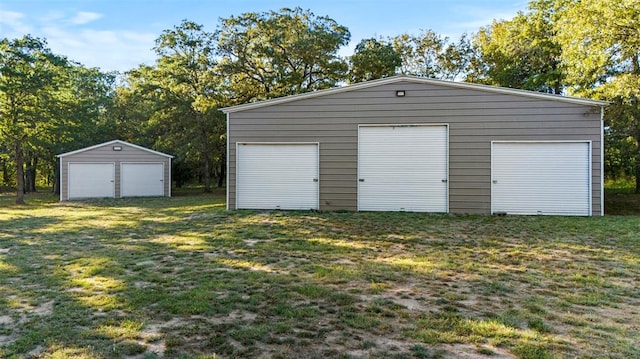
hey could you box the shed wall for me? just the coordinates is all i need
[60,142,171,200]
[227,81,602,215]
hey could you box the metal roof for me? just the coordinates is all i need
[220,75,608,113]
[56,139,174,158]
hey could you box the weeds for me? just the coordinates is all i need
[0,190,638,358]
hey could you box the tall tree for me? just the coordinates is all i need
[0,36,68,204]
[348,38,401,83]
[391,30,473,80]
[128,20,225,191]
[43,64,116,194]
[216,7,350,101]
[554,0,640,191]
[469,2,564,93]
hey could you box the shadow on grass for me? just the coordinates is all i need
[0,193,639,358]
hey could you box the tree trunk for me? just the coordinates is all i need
[1,158,10,186]
[15,141,26,205]
[635,165,640,194]
[53,157,61,195]
[199,118,212,193]
[217,157,225,188]
[203,157,212,193]
[24,154,37,193]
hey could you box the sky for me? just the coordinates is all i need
[0,0,529,73]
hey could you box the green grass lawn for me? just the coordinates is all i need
[0,190,638,358]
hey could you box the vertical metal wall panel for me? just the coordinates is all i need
[358,125,448,212]
[237,143,319,210]
[491,142,591,216]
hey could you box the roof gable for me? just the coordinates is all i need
[220,75,608,113]
[57,140,174,158]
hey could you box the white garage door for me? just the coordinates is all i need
[68,163,115,199]
[236,143,319,210]
[491,142,591,216]
[121,163,164,197]
[358,125,448,212]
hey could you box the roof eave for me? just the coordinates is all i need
[220,75,609,113]
[57,139,174,158]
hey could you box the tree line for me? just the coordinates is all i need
[2,0,639,204]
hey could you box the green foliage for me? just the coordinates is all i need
[124,20,226,191]
[554,0,640,191]
[216,7,350,101]
[391,30,474,80]
[469,3,563,93]
[348,38,401,83]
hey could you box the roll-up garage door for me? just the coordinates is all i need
[121,163,164,197]
[491,141,591,216]
[236,143,319,210]
[68,163,115,200]
[358,125,448,212]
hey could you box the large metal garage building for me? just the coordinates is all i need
[222,76,607,216]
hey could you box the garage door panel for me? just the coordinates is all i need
[121,163,164,197]
[358,125,448,212]
[68,163,115,199]
[237,144,318,210]
[492,142,590,216]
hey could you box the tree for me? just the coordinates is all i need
[554,0,640,191]
[127,20,225,191]
[348,38,401,83]
[391,30,473,80]
[43,64,116,194]
[469,2,564,93]
[0,36,68,204]
[216,7,350,101]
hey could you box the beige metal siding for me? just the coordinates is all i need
[60,142,171,200]
[228,81,602,215]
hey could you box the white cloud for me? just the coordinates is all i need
[69,11,103,25]
[0,10,31,37]
[40,27,156,72]
[0,7,156,72]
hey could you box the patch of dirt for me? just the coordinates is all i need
[0,315,13,325]
[243,238,276,247]
[133,281,153,288]
[393,297,426,311]
[332,258,356,265]
[32,300,54,316]
[441,343,516,358]
[139,318,188,357]
[27,344,45,357]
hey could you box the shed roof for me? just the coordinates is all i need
[57,139,174,158]
[220,75,608,114]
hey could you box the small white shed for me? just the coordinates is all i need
[57,140,173,201]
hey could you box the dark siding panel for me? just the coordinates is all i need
[228,80,602,215]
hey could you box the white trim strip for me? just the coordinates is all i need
[600,106,605,216]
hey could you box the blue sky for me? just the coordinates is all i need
[0,0,528,73]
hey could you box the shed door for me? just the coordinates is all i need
[236,143,319,210]
[358,125,448,212]
[68,163,115,199]
[492,142,591,216]
[121,163,164,197]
